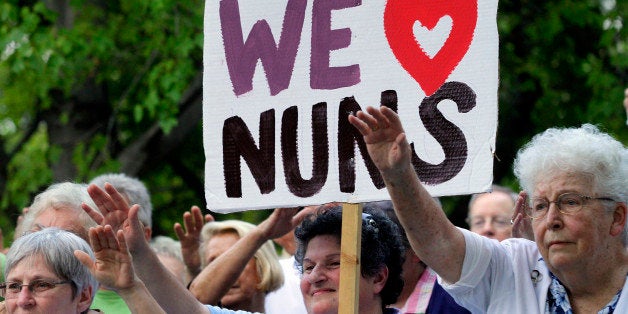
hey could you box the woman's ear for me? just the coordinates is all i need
[76,285,94,313]
[371,266,389,295]
[610,202,627,238]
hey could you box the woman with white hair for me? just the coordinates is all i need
[348,106,627,313]
[1,228,99,313]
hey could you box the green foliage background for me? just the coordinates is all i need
[0,0,626,246]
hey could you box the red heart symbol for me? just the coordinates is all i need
[384,0,477,96]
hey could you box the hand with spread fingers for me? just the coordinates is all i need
[83,183,146,252]
[348,106,412,175]
[76,225,136,291]
[175,206,214,278]
[75,225,166,314]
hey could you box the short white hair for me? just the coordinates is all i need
[513,124,627,246]
[19,182,98,241]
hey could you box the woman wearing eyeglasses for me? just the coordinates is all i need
[1,227,166,314]
[0,228,99,314]
[348,106,627,313]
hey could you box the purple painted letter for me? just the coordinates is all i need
[310,0,361,89]
[220,0,307,96]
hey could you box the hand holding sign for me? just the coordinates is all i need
[384,0,477,96]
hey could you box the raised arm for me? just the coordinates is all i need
[348,106,466,283]
[84,183,210,314]
[189,207,304,304]
[174,206,214,279]
[75,225,166,314]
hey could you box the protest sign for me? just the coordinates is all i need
[204,0,499,213]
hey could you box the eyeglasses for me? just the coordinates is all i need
[526,193,616,219]
[0,279,72,298]
[466,216,511,230]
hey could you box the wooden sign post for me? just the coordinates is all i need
[339,203,363,314]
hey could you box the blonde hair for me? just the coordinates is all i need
[200,220,284,293]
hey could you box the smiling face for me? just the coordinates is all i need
[531,173,619,274]
[203,231,263,311]
[300,235,341,314]
[300,234,386,314]
[5,254,91,314]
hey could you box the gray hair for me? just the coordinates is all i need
[199,220,284,293]
[19,182,98,241]
[4,228,99,300]
[90,173,153,228]
[513,124,627,246]
[151,236,184,261]
[151,236,189,285]
[467,184,518,217]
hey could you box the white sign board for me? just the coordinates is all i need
[203,0,498,213]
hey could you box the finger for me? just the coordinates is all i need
[104,183,131,211]
[128,204,144,233]
[74,250,95,270]
[87,184,113,213]
[117,230,129,255]
[191,206,204,228]
[513,191,528,218]
[173,223,185,240]
[348,113,372,136]
[379,106,404,130]
[365,106,391,129]
[182,211,194,232]
[104,225,119,250]
[204,214,215,223]
[355,110,380,131]
[95,226,111,250]
[82,203,105,225]
[512,213,523,226]
[89,227,104,252]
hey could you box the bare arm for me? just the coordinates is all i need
[84,183,210,314]
[75,225,166,314]
[189,207,305,304]
[348,106,466,283]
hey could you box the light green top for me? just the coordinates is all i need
[91,289,132,314]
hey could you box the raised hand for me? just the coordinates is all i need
[174,206,214,277]
[75,225,168,314]
[83,183,146,252]
[75,225,136,291]
[256,207,302,240]
[348,106,412,174]
[511,191,534,241]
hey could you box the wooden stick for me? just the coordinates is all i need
[339,202,362,314]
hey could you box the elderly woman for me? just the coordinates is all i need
[294,205,405,314]
[1,228,99,313]
[189,220,284,312]
[348,107,627,313]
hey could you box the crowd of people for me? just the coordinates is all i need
[0,96,624,313]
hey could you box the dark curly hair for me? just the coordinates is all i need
[294,204,405,309]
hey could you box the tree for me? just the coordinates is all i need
[1,0,626,240]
